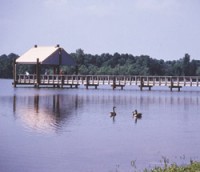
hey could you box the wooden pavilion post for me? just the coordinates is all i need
[140,77,144,91]
[58,47,63,88]
[13,59,17,87]
[170,77,173,91]
[59,47,62,70]
[56,45,61,76]
[36,58,40,88]
[57,49,61,87]
[112,76,116,90]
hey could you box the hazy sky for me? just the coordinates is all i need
[1,0,200,60]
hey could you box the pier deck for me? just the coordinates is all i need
[13,75,200,91]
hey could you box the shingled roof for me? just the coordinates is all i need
[16,45,75,66]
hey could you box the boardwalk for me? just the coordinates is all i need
[13,74,200,91]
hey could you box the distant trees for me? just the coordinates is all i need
[69,51,200,76]
[0,53,18,78]
[0,50,200,79]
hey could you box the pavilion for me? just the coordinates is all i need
[13,45,76,87]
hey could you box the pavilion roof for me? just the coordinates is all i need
[16,46,75,66]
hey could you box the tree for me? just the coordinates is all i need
[1,50,200,78]
[75,48,84,65]
[182,53,190,75]
[0,53,18,78]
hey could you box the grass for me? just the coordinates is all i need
[127,157,200,172]
[144,160,200,172]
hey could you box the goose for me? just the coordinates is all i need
[110,106,116,117]
[133,109,142,118]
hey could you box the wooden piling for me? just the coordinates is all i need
[86,76,89,89]
[36,58,40,88]
[112,76,116,90]
[13,59,16,87]
[140,77,143,91]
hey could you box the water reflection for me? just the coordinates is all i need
[134,116,141,124]
[1,86,200,172]
[12,94,79,133]
[10,92,200,133]
[78,93,200,107]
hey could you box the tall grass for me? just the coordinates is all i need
[139,156,200,172]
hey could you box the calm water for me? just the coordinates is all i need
[0,79,200,172]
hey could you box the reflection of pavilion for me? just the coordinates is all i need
[13,94,78,133]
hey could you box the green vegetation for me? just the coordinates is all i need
[0,53,18,78]
[145,161,200,172]
[1,49,200,78]
[128,157,200,172]
[128,156,200,172]
[70,49,200,76]
[143,158,200,172]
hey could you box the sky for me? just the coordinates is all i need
[1,0,200,60]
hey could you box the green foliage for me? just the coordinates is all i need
[144,160,200,172]
[129,157,200,172]
[71,50,200,76]
[0,53,18,78]
[1,50,200,78]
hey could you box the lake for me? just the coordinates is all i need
[0,79,200,172]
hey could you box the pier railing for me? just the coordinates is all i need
[15,74,200,91]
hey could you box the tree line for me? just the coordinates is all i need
[1,49,200,79]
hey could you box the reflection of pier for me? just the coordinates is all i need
[12,94,79,133]
[14,75,200,91]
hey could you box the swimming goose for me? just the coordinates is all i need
[133,109,142,118]
[110,106,116,117]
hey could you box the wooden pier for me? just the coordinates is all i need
[13,75,200,91]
